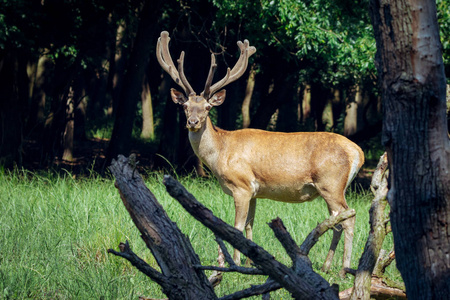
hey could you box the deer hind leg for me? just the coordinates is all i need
[322,220,343,273]
[320,189,354,276]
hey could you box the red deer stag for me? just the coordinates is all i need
[156,31,364,276]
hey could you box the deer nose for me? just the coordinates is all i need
[187,118,200,127]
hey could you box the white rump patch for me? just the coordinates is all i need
[345,149,361,191]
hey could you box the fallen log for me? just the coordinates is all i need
[339,276,407,300]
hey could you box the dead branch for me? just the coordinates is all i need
[373,250,396,276]
[347,153,389,300]
[108,155,217,300]
[300,209,356,256]
[340,276,407,300]
[108,241,169,287]
[344,152,406,300]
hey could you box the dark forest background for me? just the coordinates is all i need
[1,0,449,175]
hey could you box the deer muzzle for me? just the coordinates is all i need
[187,117,201,131]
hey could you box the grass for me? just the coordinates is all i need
[0,169,401,299]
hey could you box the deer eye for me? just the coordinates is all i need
[182,103,188,109]
[205,104,212,111]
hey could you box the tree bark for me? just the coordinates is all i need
[108,155,217,300]
[108,21,130,117]
[369,0,450,298]
[62,86,75,161]
[37,50,82,167]
[0,51,28,167]
[140,73,155,140]
[26,55,51,138]
[310,83,329,131]
[344,85,363,137]
[105,0,163,166]
[242,67,256,128]
[249,47,299,130]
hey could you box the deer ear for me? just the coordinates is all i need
[209,89,226,106]
[170,88,187,104]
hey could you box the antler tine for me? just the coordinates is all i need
[177,52,195,96]
[156,31,195,95]
[208,40,256,97]
[156,32,180,86]
[201,54,218,98]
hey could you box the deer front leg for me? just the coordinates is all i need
[232,192,254,266]
[243,198,257,266]
[321,212,355,278]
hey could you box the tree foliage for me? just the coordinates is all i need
[212,0,376,87]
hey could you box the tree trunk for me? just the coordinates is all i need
[242,66,256,128]
[62,86,75,162]
[154,74,181,170]
[0,51,28,167]
[108,155,217,300]
[250,66,298,130]
[108,21,130,117]
[301,84,312,122]
[344,85,363,136]
[369,0,450,298]
[310,83,329,131]
[39,54,79,167]
[105,0,163,167]
[26,55,51,138]
[140,73,154,140]
[276,86,299,132]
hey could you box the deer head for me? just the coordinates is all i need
[156,31,256,132]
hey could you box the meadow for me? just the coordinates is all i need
[0,168,400,299]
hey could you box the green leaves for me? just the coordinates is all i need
[212,0,376,87]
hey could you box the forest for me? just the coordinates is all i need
[1,0,448,173]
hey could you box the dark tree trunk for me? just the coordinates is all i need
[40,59,77,166]
[309,83,329,131]
[0,51,28,167]
[369,0,450,298]
[242,67,256,128]
[62,86,75,162]
[344,85,363,136]
[140,73,154,140]
[276,85,299,132]
[26,56,52,138]
[107,21,131,117]
[108,155,217,300]
[105,0,163,167]
[249,50,299,130]
[155,74,181,170]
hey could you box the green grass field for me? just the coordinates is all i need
[0,169,401,299]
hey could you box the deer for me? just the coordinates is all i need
[156,31,364,276]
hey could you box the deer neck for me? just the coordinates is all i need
[188,116,221,168]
